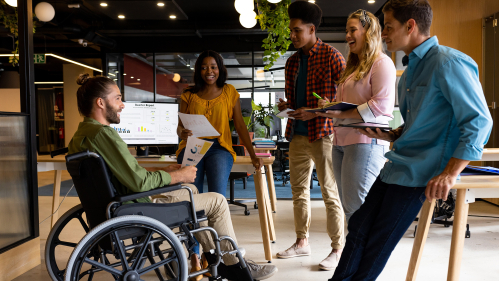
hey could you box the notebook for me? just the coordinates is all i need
[305,102,358,113]
[338,122,392,131]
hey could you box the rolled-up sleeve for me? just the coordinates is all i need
[438,58,493,161]
[357,57,396,123]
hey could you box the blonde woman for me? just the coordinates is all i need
[316,9,395,221]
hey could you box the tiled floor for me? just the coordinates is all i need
[13,171,499,280]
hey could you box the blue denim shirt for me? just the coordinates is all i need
[379,36,493,187]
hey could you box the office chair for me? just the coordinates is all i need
[227,145,258,215]
[45,150,249,281]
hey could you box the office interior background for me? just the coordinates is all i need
[1,0,499,280]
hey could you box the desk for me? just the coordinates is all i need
[37,155,277,261]
[406,149,499,281]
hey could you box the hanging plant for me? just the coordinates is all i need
[0,0,37,66]
[255,0,292,70]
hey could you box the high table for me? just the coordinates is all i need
[37,155,277,262]
[406,148,499,281]
[254,146,278,213]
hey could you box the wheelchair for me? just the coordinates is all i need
[45,150,249,281]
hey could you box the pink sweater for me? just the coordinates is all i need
[333,53,396,146]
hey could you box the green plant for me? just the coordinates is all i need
[251,102,279,138]
[256,0,292,70]
[0,0,37,66]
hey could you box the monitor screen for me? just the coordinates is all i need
[110,102,178,145]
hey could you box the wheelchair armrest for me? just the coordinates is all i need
[114,184,185,203]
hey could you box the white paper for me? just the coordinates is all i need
[181,137,213,167]
[275,92,285,104]
[276,108,295,119]
[178,113,220,138]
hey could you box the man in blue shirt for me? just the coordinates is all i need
[330,0,493,280]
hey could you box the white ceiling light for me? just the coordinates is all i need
[234,0,254,14]
[137,79,140,81]
[100,3,108,7]
[35,2,56,22]
[240,11,257,28]
[172,73,181,82]
[368,0,375,3]
[4,0,17,7]
[157,3,165,6]
[118,15,125,19]
[308,0,315,3]
[268,0,282,3]
[170,15,176,19]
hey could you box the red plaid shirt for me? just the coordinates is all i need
[284,38,345,143]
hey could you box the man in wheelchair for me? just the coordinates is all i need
[66,74,277,280]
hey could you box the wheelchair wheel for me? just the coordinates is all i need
[64,215,188,281]
[46,204,89,281]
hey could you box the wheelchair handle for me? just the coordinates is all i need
[65,150,100,162]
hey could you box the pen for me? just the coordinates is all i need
[312,92,322,99]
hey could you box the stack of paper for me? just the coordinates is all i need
[255,153,272,158]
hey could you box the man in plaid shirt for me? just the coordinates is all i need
[276,1,346,271]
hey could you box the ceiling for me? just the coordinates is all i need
[0,0,386,83]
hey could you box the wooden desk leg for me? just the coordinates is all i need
[265,164,277,213]
[261,171,276,242]
[406,199,436,281]
[253,169,273,262]
[50,170,62,228]
[447,189,469,281]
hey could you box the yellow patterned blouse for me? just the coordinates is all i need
[176,84,239,161]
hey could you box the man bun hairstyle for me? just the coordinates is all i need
[288,0,322,30]
[76,74,116,117]
[382,0,433,36]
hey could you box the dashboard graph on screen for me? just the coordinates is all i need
[110,102,178,145]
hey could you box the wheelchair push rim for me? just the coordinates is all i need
[45,204,90,281]
[64,215,188,281]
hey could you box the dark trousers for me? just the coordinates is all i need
[330,177,426,281]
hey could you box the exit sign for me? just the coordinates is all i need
[34,54,46,64]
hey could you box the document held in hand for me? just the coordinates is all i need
[178,113,220,138]
[305,102,358,113]
[276,108,295,119]
[181,136,213,167]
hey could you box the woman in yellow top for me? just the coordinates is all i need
[176,50,261,195]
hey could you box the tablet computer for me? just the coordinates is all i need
[338,122,392,131]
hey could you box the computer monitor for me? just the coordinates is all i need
[110,102,179,149]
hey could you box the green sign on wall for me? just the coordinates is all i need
[34,54,46,64]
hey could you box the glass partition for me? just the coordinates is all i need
[0,115,31,250]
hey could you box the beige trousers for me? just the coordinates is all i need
[289,135,345,249]
[151,184,238,265]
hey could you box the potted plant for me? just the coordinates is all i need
[250,102,281,139]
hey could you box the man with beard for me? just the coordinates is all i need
[67,73,278,281]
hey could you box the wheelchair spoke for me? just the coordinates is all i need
[145,250,166,281]
[84,257,123,277]
[138,254,176,276]
[77,214,90,233]
[131,230,153,270]
[57,240,78,248]
[111,231,130,270]
[155,244,177,279]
